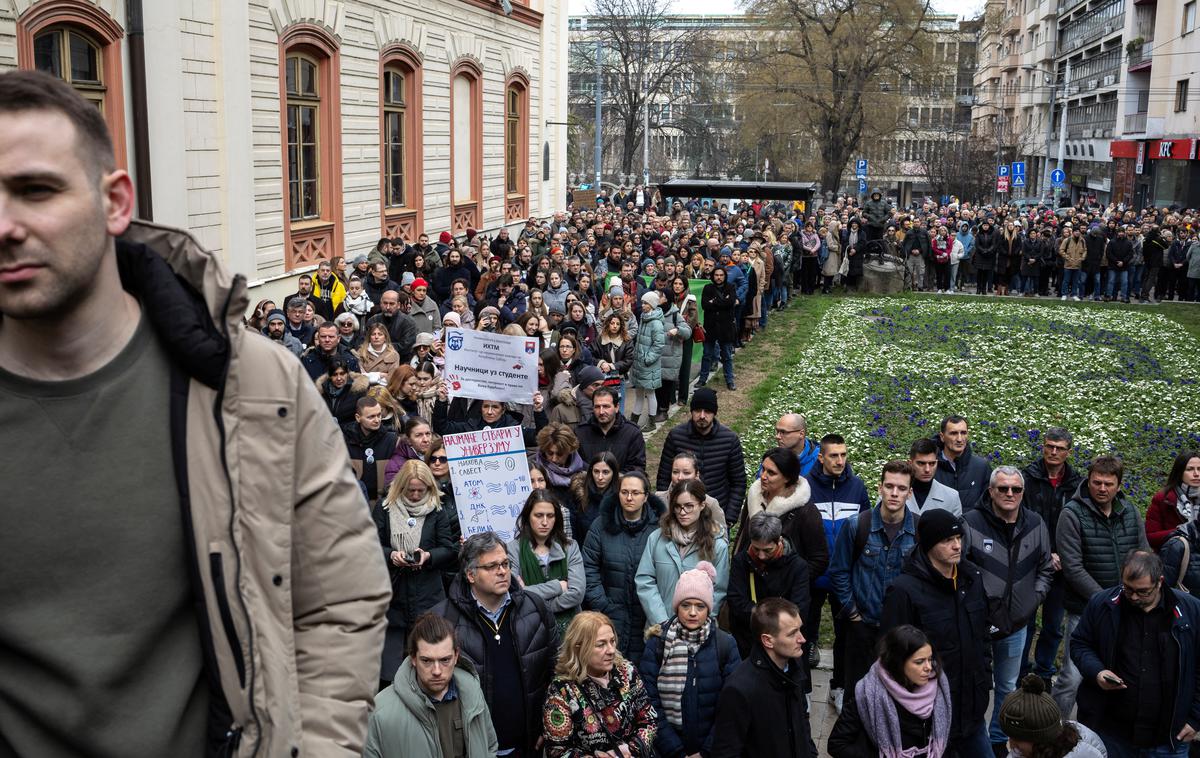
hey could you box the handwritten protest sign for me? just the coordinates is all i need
[444,425,531,542]
[442,328,538,404]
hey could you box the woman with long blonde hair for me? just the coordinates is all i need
[372,459,457,687]
[542,611,658,757]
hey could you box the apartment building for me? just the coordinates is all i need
[1,0,569,297]
[1109,0,1199,208]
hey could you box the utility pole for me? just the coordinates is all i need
[642,66,650,189]
[594,36,603,189]
[1054,60,1071,205]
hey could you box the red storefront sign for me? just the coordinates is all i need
[1147,139,1198,160]
[1110,140,1141,159]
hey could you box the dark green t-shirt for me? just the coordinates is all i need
[0,314,208,756]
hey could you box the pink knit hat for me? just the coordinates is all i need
[672,561,717,611]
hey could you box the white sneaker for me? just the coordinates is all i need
[1072,296,1081,301]
[831,687,844,714]
[1061,295,1067,301]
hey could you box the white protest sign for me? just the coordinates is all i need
[442,328,539,404]
[444,425,531,543]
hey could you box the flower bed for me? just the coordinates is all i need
[742,298,1200,508]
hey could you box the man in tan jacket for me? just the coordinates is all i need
[1059,223,1088,300]
[0,70,389,756]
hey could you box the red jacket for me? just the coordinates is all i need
[1146,488,1185,549]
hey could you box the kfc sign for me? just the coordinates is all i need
[1148,139,1198,160]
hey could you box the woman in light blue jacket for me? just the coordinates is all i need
[636,479,730,633]
[955,222,976,291]
[628,291,666,430]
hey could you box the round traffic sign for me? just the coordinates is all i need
[1050,169,1066,185]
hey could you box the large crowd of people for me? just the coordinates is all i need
[7,68,1200,758]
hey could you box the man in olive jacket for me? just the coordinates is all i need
[0,71,389,757]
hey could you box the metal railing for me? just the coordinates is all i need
[1124,111,1147,132]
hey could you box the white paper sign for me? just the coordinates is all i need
[442,328,539,404]
[444,425,531,542]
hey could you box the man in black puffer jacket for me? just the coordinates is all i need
[881,509,993,756]
[656,388,747,523]
[932,415,992,511]
[433,533,558,757]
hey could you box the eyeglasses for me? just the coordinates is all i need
[620,489,645,498]
[775,427,802,436]
[994,486,1024,494]
[1122,583,1158,599]
[1043,443,1071,452]
[429,455,449,463]
[674,501,699,513]
[476,560,511,573]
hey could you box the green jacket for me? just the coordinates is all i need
[364,657,497,758]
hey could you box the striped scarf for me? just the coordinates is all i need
[657,618,710,727]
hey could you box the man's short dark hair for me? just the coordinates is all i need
[0,69,115,178]
[1122,549,1164,584]
[940,414,968,432]
[316,322,338,334]
[819,433,846,451]
[881,460,914,483]
[1044,427,1073,448]
[591,387,617,405]
[1089,455,1125,483]
[751,597,800,639]
[405,612,458,658]
[908,438,938,458]
[355,396,380,413]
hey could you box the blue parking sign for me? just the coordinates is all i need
[1011,161,1026,177]
[858,178,867,194]
[998,165,1009,177]
[856,159,868,178]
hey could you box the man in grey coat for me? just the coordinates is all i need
[907,438,964,516]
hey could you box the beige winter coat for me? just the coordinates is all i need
[120,221,390,757]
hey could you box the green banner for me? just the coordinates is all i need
[603,273,709,364]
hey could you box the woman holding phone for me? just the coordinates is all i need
[372,459,458,689]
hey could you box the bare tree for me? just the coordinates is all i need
[568,0,712,179]
[737,0,942,192]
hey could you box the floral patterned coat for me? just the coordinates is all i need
[542,658,658,757]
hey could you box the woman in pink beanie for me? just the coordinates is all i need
[639,561,742,758]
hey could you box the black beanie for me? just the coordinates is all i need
[999,674,1063,743]
[690,387,719,414]
[916,508,963,554]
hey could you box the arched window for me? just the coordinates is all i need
[450,61,482,234]
[285,53,321,221]
[504,76,529,221]
[16,2,127,169]
[380,49,422,241]
[278,26,342,270]
[34,28,105,109]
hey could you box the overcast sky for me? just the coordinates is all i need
[566,0,986,20]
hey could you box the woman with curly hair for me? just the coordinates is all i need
[542,611,658,758]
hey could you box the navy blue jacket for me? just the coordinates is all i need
[1071,585,1200,750]
[640,622,741,758]
[581,490,667,663]
[805,465,872,591]
[931,436,991,510]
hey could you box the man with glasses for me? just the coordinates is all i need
[1053,456,1149,716]
[1021,427,1084,686]
[434,532,558,758]
[964,466,1054,756]
[773,412,820,477]
[1070,550,1200,757]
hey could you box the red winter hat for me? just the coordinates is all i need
[439,231,453,244]
[412,278,429,290]
[466,228,478,240]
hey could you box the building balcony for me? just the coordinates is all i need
[1127,40,1153,71]
[1003,13,1022,35]
[1001,52,1021,70]
[1124,111,1147,132]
